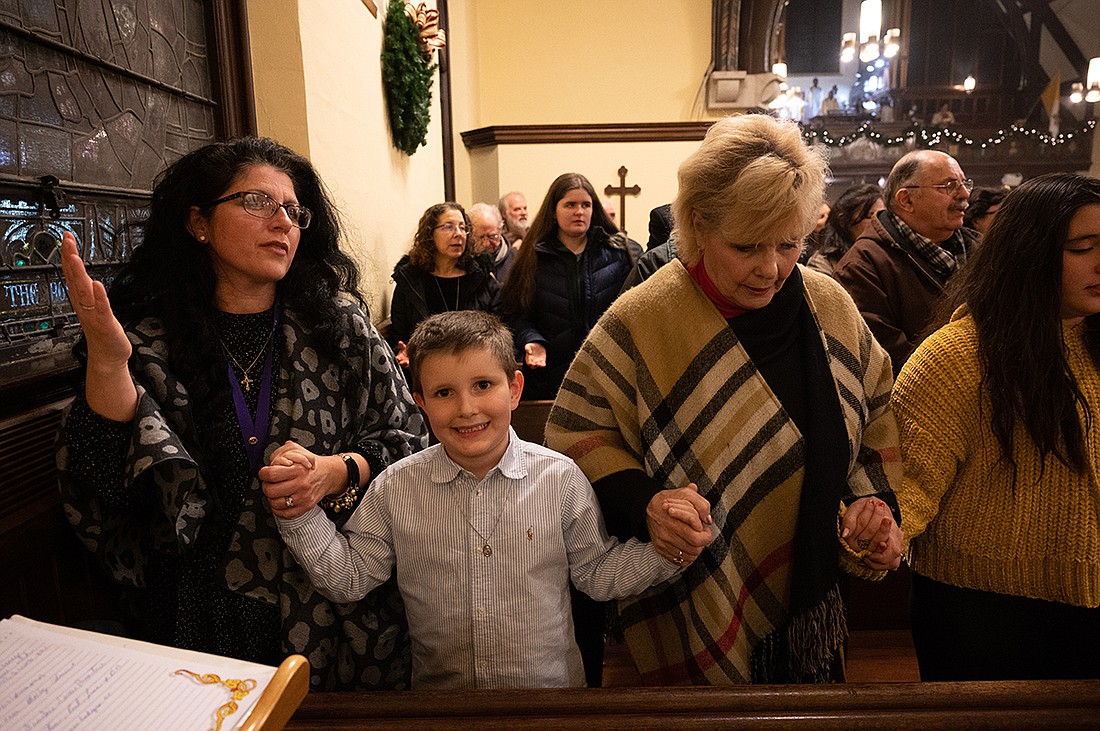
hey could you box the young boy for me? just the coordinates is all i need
[276,311,710,689]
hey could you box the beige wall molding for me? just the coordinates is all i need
[461,123,716,149]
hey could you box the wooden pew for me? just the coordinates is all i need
[511,399,554,445]
[288,680,1100,729]
[0,395,123,627]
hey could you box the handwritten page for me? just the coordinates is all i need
[0,616,277,731]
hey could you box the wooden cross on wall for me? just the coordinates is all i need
[604,166,640,235]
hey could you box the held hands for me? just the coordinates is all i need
[646,483,715,569]
[841,497,903,571]
[524,342,547,368]
[259,441,345,519]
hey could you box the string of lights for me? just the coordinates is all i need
[801,119,1097,149]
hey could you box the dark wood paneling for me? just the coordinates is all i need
[512,400,553,446]
[288,680,1100,729]
[461,123,714,149]
[0,396,122,627]
[0,400,71,532]
[208,0,258,137]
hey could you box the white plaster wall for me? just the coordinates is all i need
[249,0,447,318]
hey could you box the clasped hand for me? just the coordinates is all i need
[840,496,903,571]
[259,441,343,519]
[646,483,715,568]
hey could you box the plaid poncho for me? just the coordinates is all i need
[545,261,899,684]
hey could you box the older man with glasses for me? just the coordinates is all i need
[469,202,517,282]
[834,150,978,374]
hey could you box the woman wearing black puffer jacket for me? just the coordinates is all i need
[388,202,500,366]
[501,173,635,402]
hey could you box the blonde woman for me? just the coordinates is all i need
[546,115,903,684]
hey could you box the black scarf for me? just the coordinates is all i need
[729,267,851,682]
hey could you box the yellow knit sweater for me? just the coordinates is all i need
[892,314,1100,608]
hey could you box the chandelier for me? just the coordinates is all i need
[840,1,899,64]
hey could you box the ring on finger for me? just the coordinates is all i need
[285,495,294,509]
[857,537,871,550]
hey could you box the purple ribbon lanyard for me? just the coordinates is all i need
[228,308,279,473]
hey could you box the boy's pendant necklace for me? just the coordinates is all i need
[452,484,510,557]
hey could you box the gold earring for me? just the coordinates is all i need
[198,234,206,242]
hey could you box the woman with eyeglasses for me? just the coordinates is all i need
[57,137,428,690]
[388,202,501,367]
[892,173,1100,680]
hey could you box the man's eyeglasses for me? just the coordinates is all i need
[433,223,468,235]
[476,232,502,243]
[204,191,312,228]
[902,178,974,195]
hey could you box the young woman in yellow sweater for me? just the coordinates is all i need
[892,172,1100,680]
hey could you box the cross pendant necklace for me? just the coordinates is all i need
[221,325,276,393]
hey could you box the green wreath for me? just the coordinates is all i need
[381,0,436,156]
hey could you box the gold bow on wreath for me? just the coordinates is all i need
[403,2,446,57]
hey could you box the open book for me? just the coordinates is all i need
[0,616,308,730]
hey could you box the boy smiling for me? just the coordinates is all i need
[276,311,705,689]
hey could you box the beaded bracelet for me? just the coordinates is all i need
[322,453,361,512]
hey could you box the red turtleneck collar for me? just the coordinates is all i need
[688,258,748,319]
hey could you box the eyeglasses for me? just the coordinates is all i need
[476,232,502,243]
[902,178,974,196]
[433,222,468,235]
[204,191,313,229]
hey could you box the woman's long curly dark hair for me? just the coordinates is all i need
[107,136,365,416]
[963,186,1009,230]
[406,202,475,272]
[950,172,1100,475]
[500,173,624,315]
[815,183,882,261]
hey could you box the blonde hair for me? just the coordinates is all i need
[673,115,828,266]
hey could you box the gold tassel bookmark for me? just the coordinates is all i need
[175,669,258,731]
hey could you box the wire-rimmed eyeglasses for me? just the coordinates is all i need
[433,222,468,235]
[901,178,974,196]
[204,191,313,229]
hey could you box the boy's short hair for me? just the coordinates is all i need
[406,311,517,393]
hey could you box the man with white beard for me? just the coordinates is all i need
[498,191,529,250]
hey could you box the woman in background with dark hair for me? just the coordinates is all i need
[892,172,1100,680]
[389,202,500,366]
[501,173,635,402]
[58,137,427,690]
[806,184,884,276]
[962,186,1008,236]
